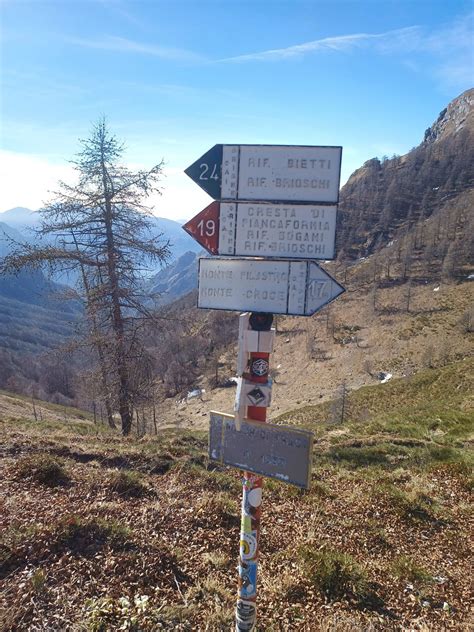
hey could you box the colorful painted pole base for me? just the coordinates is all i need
[236,599,256,632]
[236,472,262,631]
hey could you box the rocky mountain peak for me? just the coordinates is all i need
[423,88,473,145]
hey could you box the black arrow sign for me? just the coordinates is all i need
[184,144,223,199]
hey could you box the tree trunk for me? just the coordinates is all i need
[73,234,116,430]
[101,150,132,436]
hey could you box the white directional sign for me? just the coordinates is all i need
[185,144,342,204]
[183,202,337,260]
[198,257,344,316]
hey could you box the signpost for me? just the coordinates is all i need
[183,201,338,259]
[185,144,342,204]
[209,412,313,489]
[183,142,345,632]
[198,257,344,315]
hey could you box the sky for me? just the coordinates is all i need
[0,0,473,222]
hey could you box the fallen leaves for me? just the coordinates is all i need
[0,426,472,631]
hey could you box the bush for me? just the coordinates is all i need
[391,555,433,585]
[299,545,373,604]
[14,454,70,487]
[108,470,149,498]
[55,516,131,553]
[376,482,439,522]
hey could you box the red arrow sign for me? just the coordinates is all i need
[183,201,338,259]
[182,202,220,254]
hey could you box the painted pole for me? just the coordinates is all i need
[236,313,273,632]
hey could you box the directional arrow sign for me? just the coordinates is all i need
[185,144,342,204]
[198,257,344,316]
[209,411,313,489]
[183,201,337,260]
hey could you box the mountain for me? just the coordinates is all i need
[0,268,79,312]
[0,208,201,264]
[147,216,202,263]
[0,221,81,371]
[337,88,474,263]
[0,207,40,229]
[0,221,25,257]
[1,90,472,407]
[148,250,200,305]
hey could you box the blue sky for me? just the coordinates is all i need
[1,0,473,220]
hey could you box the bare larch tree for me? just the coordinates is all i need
[1,119,170,435]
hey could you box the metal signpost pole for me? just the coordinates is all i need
[236,313,273,632]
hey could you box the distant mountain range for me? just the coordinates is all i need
[148,250,202,306]
[0,208,202,264]
[0,207,40,229]
[0,208,203,363]
[0,221,24,258]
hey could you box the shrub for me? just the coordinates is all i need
[13,454,70,487]
[298,545,372,604]
[108,470,149,498]
[391,555,433,584]
[376,482,439,522]
[55,516,131,553]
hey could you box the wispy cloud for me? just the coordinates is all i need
[219,26,422,62]
[96,0,148,29]
[67,35,206,63]
[218,13,473,91]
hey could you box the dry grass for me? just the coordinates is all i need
[0,354,472,630]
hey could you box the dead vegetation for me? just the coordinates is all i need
[0,361,472,630]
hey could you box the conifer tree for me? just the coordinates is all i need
[1,119,170,435]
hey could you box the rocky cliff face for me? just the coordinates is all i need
[423,88,473,145]
[337,89,474,260]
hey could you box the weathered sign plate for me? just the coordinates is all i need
[183,201,337,260]
[209,412,313,489]
[198,257,344,316]
[185,144,342,204]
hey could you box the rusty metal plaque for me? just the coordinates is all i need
[209,411,313,489]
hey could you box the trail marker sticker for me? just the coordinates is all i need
[209,411,313,489]
[185,144,342,204]
[198,257,344,316]
[183,201,338,260]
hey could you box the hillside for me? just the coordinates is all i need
[0,223,24,258]
[152,271,473,430]
[0,359,472,630]
[0,212,200,400]
[147,250,201,306]
[337,88,473,264]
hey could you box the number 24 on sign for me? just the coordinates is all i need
[199,163,219,182]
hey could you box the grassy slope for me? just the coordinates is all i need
[0,359,473,631]
[277,357,473,439]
